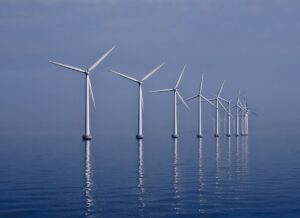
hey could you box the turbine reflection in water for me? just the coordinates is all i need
[237,136,249,177]
[173,139,182,214]
[215,137,221,185]
[227,137,233,181]
[198,138,206,214]
[198,138,204,191]
[215,136,229,204]
[84,140,95,217]
[227,137,232,163]
[242,136,249,167]
[137,139,146,215]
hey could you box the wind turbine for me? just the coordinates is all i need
[151,65,189,138]
[233,90,243,136]
[219,97,234,137]
[110,63,165,139]
[240,97,248,136]
[49,46,115,140]
[209,81,228,137]
[240,97,256,136]
[244,104,249,136]
[185,74,215,138]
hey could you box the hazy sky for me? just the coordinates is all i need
[0,0,299,137]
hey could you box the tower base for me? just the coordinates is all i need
[197,134,203,138]
[226,134,231,137]
[214,134,219,138]
[172,134,179,139]
[136,134,144,139]
[83,135,92,141]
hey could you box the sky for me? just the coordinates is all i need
[0,0,299,137]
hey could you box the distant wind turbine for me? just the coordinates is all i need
[233,90,243,136]
[219,96,234,137]
[151,65,189,138]
[209,81,229,137]
[49,46,115,140]
[110,63,165,139]
[185,74,215,138]
[240,97,257,136]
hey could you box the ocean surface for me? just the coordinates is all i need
[1,133,300,217]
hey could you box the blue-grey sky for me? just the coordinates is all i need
[0,0,299,137]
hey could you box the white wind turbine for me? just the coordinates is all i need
[240,101,247,136]
[209,81,229,137]
[240,104,246,136]
[185,74,215,138]
[219,97,234,137]
[240,97,248,136]
[151,65,189,138]
[233,90,243,136]
[240,97,256,136]
[110,63,165,139]
[49,46,115,140]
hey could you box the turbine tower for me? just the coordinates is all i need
[110,63,165,139]
[209,81,228,137]
[185,74,215,138]
[49,46,115,140]
[151,65,189,138]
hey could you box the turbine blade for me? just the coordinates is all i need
[141,62,165,81]
[218,96,229,102]
[236,90,241,102]
[150,88,173,93]
[238,100,245,110]
[219,100,229,114]
[251,111,258,116]
[199,73,204,94]
[49,61,86,73]
[88,46,115,72]
[238,105,244,110]
[175,65,186,88]
[217,81,225,98]
[185,95,199,102]
[177,91,189,110]
[202,95,216,107]
[110,70,139,83]
[88,77,96,109]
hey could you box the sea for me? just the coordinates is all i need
[1,132,300,217]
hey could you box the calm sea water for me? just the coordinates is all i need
[1,133,300,217]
